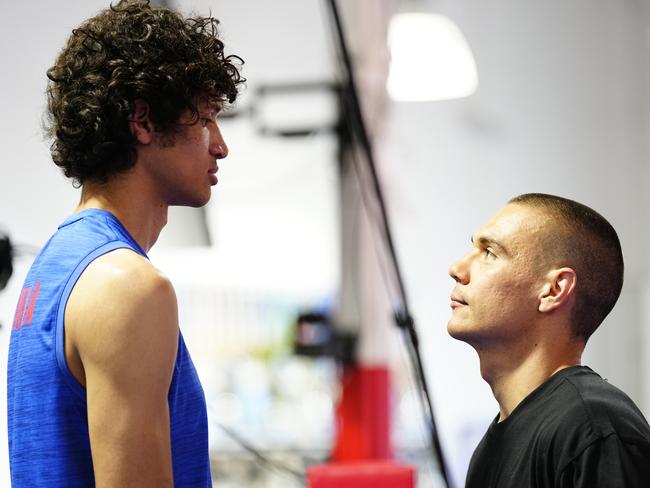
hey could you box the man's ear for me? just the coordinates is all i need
[538,267,577,313]
[129,99,154,144]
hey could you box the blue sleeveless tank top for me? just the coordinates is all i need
[7,208,212,487]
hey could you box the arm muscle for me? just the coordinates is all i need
[65,249,178,488]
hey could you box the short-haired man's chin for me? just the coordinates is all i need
[447,323,475,343]
[447,322,463,339]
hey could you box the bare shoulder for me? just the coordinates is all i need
[65,248,178,375]
[75,247,175,305]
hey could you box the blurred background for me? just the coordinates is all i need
[1,0,649,486]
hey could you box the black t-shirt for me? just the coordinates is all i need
[466,366,650,488]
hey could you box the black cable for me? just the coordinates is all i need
[217,423,306,484]
[324,1,450,485]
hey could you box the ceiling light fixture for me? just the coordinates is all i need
[387,12,478,102]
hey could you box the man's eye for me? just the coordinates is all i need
[484,249,496,259]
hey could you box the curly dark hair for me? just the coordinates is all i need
[46,0,244,185]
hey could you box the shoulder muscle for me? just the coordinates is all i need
[66,248,178,389]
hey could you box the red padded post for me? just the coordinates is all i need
[310,365,416,486]
[331,365,391,461]
[307,461,416,487]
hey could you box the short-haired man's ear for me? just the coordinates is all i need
[538,268,577,313]
[129,99,154,144]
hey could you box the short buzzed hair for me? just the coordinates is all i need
[509,193,624,341]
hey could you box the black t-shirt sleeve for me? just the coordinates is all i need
[558,434,650,488]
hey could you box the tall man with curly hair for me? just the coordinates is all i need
[7,1,243,486]
[448,193,650,487]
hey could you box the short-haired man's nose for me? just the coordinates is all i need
[449,257,468,284]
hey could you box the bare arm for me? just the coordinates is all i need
[65,249,178,488]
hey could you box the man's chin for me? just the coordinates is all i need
[447,321,474,342]
[170,193,211,208]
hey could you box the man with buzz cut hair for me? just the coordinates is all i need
[448,193,650,487]
[7,1,243,486]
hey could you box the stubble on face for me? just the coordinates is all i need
[447,204,554,349]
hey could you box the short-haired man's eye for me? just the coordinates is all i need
[484,249,496,259]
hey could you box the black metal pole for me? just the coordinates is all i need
[324,1,450,485]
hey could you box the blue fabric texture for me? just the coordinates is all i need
[7,209,211,487]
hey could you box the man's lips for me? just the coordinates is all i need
[208,167,218,185]
[450,294,467,308]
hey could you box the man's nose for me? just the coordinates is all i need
[210,127,229,159]
[449,254,470,284]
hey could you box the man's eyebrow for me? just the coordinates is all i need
[199,99,224,113]
[200,105,221,114]
[471,235,510,255]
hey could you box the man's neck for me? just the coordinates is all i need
[477,338,583,422]
[76,171,168,253]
